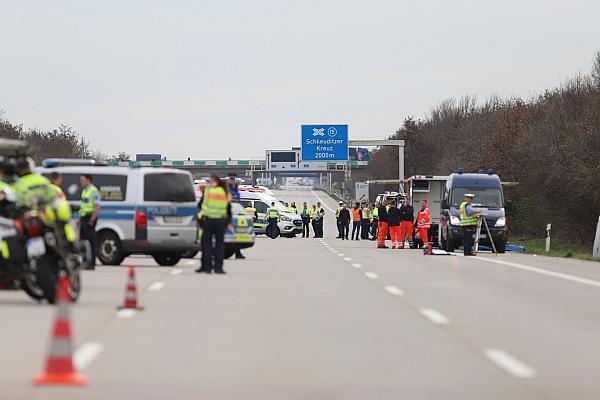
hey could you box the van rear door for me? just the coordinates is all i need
[142,172,197,247]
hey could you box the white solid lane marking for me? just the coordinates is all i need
[364,272,379,279]
[384,285,404,296]
[73,342,103,370]
[310,190,336,213]
[352,263,362,269]
[148,281,166,291]
[117,309,137,319]
[170,268,183,275]
[420,308,450,325]
[484,349,537,379]
[344,257,352,261]
[476,257,600,289]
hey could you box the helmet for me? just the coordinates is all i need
[0,139,35,169]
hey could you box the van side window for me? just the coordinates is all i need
[96,175,128,201]
[239,200,252,208]
[42,173,127,202]
[254,202,268,214]
[144,173,195,202]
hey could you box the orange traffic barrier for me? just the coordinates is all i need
[118,266,143,310]
[33,275,88,386]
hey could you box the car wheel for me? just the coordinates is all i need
[224,248,235,259]
[182,250,199,259]
[153,253,181,266]
[445,237,456,253]
[495,239,506,254]
[98,231,125,266]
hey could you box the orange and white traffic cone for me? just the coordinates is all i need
[118,266,143,310]
[33,275,88,386]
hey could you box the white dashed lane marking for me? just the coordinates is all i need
[484,349,537,379]
[364,272,379,280]
[384,286,404,296]
[117,309,137,319]
[73,342,103,370]
[352,263,362,269]
[343,257,352,262]
[148,281,166,291]
[420,308,450,325]
[170,268,183,275]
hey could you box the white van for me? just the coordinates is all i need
[239,191,302,237]
[37,165,199,266]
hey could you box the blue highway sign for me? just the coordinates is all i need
[301,125,348,161]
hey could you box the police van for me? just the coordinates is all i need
[37,161,199,266]
[239,191,302,237]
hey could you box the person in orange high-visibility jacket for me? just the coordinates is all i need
[351,202,362,240]
[416,199,431,247]
[376,201,389,249]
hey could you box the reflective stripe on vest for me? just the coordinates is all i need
[201,187,228,219]
[362,207,371,220]
[268,207,279,218]
[80,185,99,216]
[460,201,478,226]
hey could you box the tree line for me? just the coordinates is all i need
[0,116,130,163]
[367,51,600,245]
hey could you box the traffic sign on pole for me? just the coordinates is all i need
[301,125,348,161]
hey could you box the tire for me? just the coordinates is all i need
[98,231,125,266]
[495,239,506,254]
[21,278,45,301]
[35,255,59,304]
[153,253,181,266]
[445,237,455,253]
[69,271,81,302]
[224,248,235,259]
[182,250,199,259]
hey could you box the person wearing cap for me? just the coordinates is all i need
[299,201,311,238]
[460,193,479,256]
[314,202,325,238]
[335,201,343,239]
[338,203,351,240]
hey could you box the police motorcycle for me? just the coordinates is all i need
[0,139,89,303]
[0,184,46,301]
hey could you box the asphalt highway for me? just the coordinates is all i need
[2,188,600,399]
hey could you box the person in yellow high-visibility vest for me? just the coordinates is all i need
[79,174,100,269]
[266,201,280,239]
[196,175,231,274]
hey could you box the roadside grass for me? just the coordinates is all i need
[511,237,599,262]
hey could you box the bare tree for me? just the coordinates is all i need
[592,50,600,88]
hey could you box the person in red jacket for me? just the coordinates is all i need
[377,201,389,249]
[416,199,431,247]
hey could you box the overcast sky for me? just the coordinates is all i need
[1,0,599,159]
